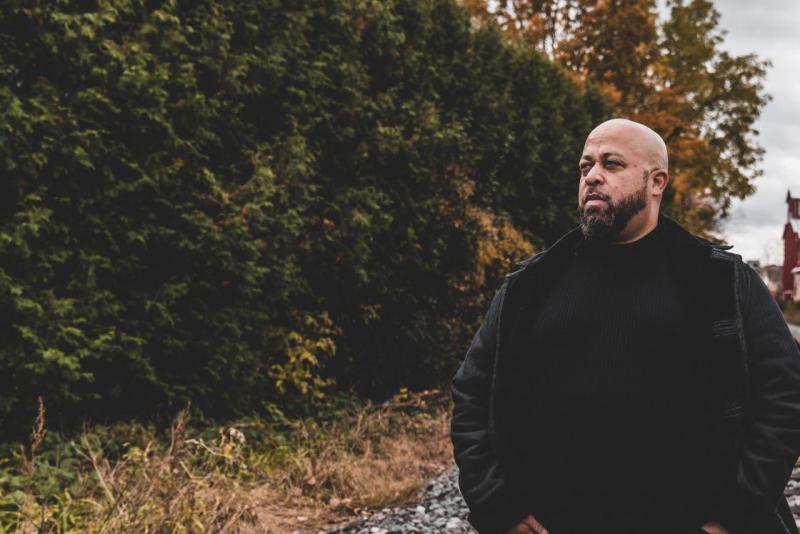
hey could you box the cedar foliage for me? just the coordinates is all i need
[0,0,605,439]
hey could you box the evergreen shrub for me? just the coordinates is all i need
[0,0,606,439]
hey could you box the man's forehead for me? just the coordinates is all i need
[581,133,637,159]
[580,149,627,160]
[584,126,635,147]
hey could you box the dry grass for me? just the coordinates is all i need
[1,389,455,534]
[6,404,257,533]
[251,389,454,533]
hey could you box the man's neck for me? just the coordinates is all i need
[615,213,659,244]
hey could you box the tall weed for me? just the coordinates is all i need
[0,390,453,533]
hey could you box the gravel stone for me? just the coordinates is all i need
[321,465,800,533]
[322,468,473,534]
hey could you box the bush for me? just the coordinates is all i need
[0,0,607,438]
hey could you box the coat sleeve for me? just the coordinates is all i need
[724,263,800,531]
[450,278,529,534]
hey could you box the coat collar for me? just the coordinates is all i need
[510,213,730,280]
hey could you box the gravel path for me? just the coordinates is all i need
[787,467,800,524]
[311,465,800,534]
[311,467,471,534]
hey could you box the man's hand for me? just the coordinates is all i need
[701,521,732,534]
[506,514,549,534]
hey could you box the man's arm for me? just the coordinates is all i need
[722,263,800,531]
[450,278,530,534]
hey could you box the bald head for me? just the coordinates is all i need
[586,118,668,171]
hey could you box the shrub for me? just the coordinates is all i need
[0,0,607,437]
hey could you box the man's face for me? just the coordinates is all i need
[577,128,652,242]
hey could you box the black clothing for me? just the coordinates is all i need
[450,215,800,534]
[515,223,726,532]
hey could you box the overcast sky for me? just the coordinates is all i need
[657,0,800,264]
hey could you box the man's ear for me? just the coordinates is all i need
[650,169,669,196]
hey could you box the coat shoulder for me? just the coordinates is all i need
[504,250,548,281]
[710,246,743,263]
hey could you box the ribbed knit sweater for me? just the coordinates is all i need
[514,222,728,533]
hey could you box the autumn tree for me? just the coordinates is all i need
[656,0,769,232]
[465,0,770,235]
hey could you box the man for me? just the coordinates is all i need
[450,119,800,534]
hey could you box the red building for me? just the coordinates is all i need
[782,191,800,300]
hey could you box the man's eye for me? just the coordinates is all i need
[605,160,622,167]
[579,163,592,174]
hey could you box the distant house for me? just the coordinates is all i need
[782,191,800,300]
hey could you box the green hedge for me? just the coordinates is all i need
[0,0,606,439]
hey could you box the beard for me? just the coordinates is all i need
[579,182,648,243]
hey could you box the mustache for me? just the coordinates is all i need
[582,190,610,203]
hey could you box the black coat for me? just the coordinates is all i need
[450,215,800,534]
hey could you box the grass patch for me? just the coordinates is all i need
[0,389,453,533]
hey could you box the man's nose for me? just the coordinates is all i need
[584,165,605,185]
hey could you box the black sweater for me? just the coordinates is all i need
[514,223,728,533]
